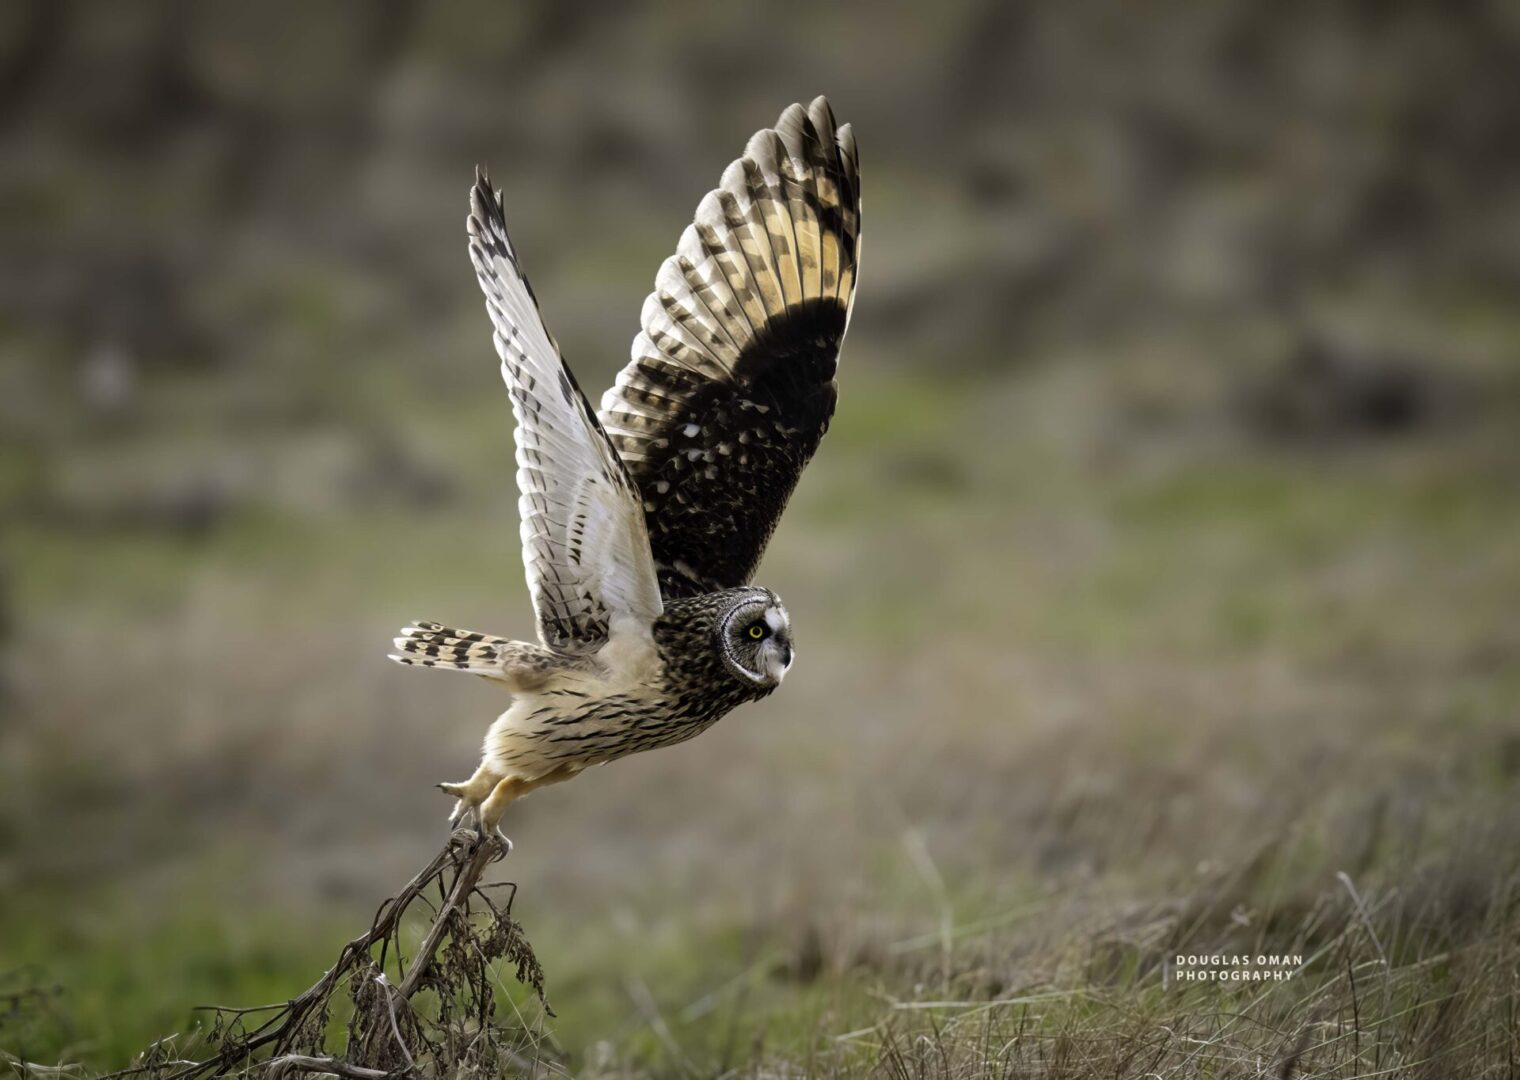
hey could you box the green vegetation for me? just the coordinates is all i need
[5,347,1520,1075]
[7,1,1520,1071]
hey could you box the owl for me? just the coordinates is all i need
[390,98,860,846]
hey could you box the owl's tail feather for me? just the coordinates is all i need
[389,620,509,673]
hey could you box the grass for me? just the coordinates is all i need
[3,338,1520,1076]
[1,886,348,1068]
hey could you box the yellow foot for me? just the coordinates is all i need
[437,781,481,827]
[435,766,505,829]
[482,825,512,858]
[478,776,529,855]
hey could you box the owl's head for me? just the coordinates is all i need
[718,588,793,688]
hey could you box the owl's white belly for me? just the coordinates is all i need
[482,623,667,778]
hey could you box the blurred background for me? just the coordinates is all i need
[2,1,1519,1075]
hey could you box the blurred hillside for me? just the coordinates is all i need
[5,1,1520,393]
[3,1,1518,585]
[3,3,1520,1076]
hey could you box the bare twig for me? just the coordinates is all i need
[372,976,415,1071]
[265,1055,389,1080]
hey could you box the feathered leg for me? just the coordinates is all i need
[477,764,583,849]
[438,764,503,828]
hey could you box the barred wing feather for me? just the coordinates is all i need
[599,96,861,597]
[467,174,663,650]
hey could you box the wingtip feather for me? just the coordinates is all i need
[469,170,505,234]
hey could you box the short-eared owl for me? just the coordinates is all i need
[390,98,860,845]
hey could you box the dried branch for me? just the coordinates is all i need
[397,834,500,999]
[96,829,552,1080]
[264,1056,389,1080]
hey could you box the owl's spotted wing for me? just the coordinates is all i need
[599,97,861,598]
[468,174,663,651]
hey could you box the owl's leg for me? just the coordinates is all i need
[437,764,503,827]
[477,764,582,850]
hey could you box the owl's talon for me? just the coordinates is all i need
[470,810,513,857]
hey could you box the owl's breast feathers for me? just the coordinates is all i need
[489,593,764,772]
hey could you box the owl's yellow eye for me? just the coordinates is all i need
[748,624,766,640]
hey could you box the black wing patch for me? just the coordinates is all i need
[599,97,861,597]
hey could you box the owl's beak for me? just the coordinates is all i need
[772,641,793,683]
[761,638,793,684]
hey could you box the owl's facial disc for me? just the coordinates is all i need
[721,595,793,687]
[758,604,793,683]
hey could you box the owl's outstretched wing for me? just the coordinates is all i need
[599,97,861,598]
[468,173,663,651]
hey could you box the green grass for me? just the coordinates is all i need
[0,886,348,1068]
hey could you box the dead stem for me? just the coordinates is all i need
[94,829,550,1080]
